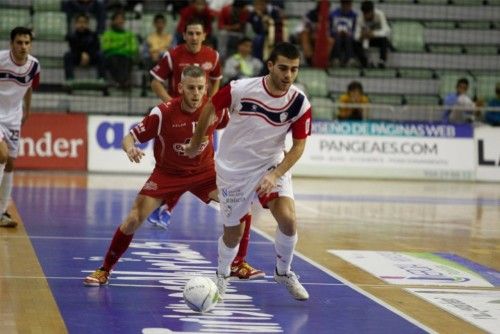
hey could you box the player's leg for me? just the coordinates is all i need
[84,194,161,286]
[0,139,11,228]
[0,157,15,226]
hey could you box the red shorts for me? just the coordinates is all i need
[139,168,217,208]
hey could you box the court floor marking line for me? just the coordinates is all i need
[250,226,438,334]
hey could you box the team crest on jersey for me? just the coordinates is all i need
[280,112,288,123]
[201,62,213,71]
[143,181,158,191]
[173,138,209,156]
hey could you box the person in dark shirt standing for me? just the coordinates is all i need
[63,13,105,81]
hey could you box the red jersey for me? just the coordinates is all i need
[150,45,222,97]
[130,97,229,176]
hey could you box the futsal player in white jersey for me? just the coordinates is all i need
[0,27,40,228]
[186,42,312,300]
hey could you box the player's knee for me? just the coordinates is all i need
[122,210,142,233]
[0,144,8,164]
[277,215,297,236]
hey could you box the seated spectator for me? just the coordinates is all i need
[248,0,287,61]
[100,11,139,89]
[217,0,250,59]
[143,14,173,67]
[296,0,333,66]
[223,37,263,84]
[354,0,390,68]
[484,82,500,126]
[62,0,106,35]
[63,13,105,81]
[176,0,218,46]
[329,0,357,67]
[443,78,476,123]
[337,81,369,120]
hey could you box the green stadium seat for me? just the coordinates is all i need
[298,68,329,97]
[33,12,67,40]
[439,73,475,98]
[476,75,499,100]
[424,21,457,29]
[38,57,64,68]
[0,9,31,39]
[428,45,464,54]
[405,95,441,105]
[369,94,403,105]
[310,97,335,121]
[328,68,361,78]
[398,68,436,79]
[416,0,449,4]
[465,45,498,55]
[488,0,500,5]
[391,22,425,52]
[458,21,493,29]
[33,0,62,12]
[362,68,398,78]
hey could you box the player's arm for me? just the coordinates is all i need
[22,87,33,125]
[122,133,145,163]
[151,78,172,103]
[184,101,216,158]
[208,78,220,98]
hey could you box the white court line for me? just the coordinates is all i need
[250,226,438,334]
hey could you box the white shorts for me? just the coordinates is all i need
[0,124,20,158]
[216,167,294,227]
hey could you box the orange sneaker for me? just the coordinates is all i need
[83,267,110,286]
[230,262,265,280]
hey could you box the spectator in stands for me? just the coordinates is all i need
[62,0,106,35]
[64,13,105,82]
[176,0,218,46]
[484,82,500,126]
[248,0,287,61]
[443,78,476,123]
[218,0,251,59]
[165,0,190,19]
[296,0,333,66]
[100,11,139,89]
[354,1,390,68]
[143,14,173,67]
[337,81,369,120]
[223,37,263,84]
[329,0,357,67]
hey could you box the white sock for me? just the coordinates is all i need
[218,236,239,277]
[0,167,9,213]
[275,228,298,275]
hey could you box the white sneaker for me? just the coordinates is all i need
[274,268,309,301]
[214,271,229,300]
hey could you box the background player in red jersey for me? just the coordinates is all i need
[84,66,263,286]
[0,27,40,228]
[150,17,222,103]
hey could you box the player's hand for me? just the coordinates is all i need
[256,171,278,197]
[126,147,145,163]
[183,143,199,159]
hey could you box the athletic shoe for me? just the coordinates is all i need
[83,267,110,286]
[273,268,309,301]
[214,271,229,300]
[230,262,265,280]
[147,207,171,230]
[0,212,17,228]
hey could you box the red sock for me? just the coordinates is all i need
[102,227,134,271]
[232,214,251,266]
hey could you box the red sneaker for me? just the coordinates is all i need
[230,262,265,280]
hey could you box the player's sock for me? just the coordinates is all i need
[232,213,251,266]
[0,171,13,213]
[274,228,298,275]
[102,227,134,271]
[218,236,239,277]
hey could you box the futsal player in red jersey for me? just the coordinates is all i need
[150,17,222,103]
[84,66,264,286]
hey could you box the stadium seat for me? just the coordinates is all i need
[428,45,464,54]
[465,45,498,55]
[369,94,403,105]
[33,0,62,12]
[476,75,499,100]
[328,68,362,78]
[397,68,436,79]
[362,68,398,78]
[298,68,329,97]
[415,0,449,4]
[310,97,335,121]
[0,9,31,39]
[33,12,67,40]
[459,21,493,29]
[404,95,441,105]
[424,21,457,29]
[391,22,425,52]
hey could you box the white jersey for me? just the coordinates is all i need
[213,76,312,176]
[0,50,41,128]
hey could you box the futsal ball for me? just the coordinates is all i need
[183,276,219,313]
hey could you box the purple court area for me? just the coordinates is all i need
[13,185,429,333]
